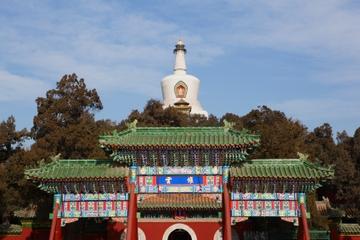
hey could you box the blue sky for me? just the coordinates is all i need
[0,0,359,136]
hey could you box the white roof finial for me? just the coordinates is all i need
[173,39,186,74]
[176,39,184,46]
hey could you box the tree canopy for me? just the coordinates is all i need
[0,116,27,163]
[0,117,28,222]
[31,74,106,159]
[0,73,359,224]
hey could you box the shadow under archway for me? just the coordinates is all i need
[168,229,192,240]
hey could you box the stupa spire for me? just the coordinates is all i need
[173,40,187,74]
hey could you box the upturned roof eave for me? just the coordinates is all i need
[99,123,260,148]
[25,158,129,182]
[100,142,259,150]
[230,158,334,180]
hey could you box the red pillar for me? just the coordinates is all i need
[223,183,232,240]
[126,182,138,240]
[298,216,304,240]
[133,184,138,239]
[299,203,310,240]
[49,201,60,240]
[54,220,63,240]
[107,221,126,240]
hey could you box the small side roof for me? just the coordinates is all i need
[230,158,334,180]
[338,224,360,235]
[138,194,221,210]
[25,158,128,181]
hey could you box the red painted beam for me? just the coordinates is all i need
[126,183,138,240]
[300,203,310,240]
[49,202,60,240]
[223,183,232,240]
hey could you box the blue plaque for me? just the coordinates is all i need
[157,175,203,185]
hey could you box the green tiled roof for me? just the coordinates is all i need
[25,159,128,181]
[138,194,221,210]
[0,224,22,235]
[230,159,334,180]
[99,125,260,149]
[14,204,37,219]
[338,224,360,235]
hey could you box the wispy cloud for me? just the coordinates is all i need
[0,0,223,101]
[0,70,49,101]
[223,0,360,59]
[271,97,360,133]
[0,0,359,133]
[272,98,360,121]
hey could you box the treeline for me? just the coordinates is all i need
[0,74,359,223]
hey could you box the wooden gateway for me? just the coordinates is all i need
[25,120,334,240]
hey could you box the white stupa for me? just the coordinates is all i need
[161,40,208,117]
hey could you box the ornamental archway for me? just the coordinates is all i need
[162,223,197,240]
[168,229,192,240]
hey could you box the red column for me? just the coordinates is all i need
[223,183,232,240]
[54,220,63,240]
[297,216,304,240]
[107,221,116,240]
[133,184,138,239]
[49,201,60,240]
[107,221,126,240]
[126,182,138,240]
[300,203,310,240]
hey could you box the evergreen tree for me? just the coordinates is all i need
[1,78,359,224]
[0,116,27,163]
[31,73,107,159]
[348,128,360,214]
[305,123,337,165]
[353,127,360,170]
[124,99,219,127]
[0,74,121,222]
[0,117,28,222]
[237,106,308,158]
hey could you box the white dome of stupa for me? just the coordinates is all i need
[161,40,208,117]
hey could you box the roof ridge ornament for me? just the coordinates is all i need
[223,119,235,132]
[297,152,334,172]
[50,153,62,162]
[111,129,118,136]
[126,119,138,131]
[297,152,309,161]
[38,159,46,167]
